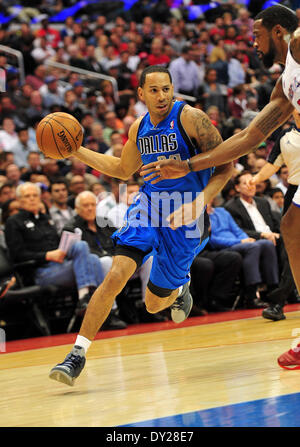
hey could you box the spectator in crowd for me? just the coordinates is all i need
[39,76,65,109]
[169,46,201,97]
[26,90,48,123]
[25,64,47,91]
[63,190,126,330]
[4,182,105,320]
[10,127,39,169]
[226,171,296,320]
[190,245,242,313]
[102,111,124,146]
[65,159,98,189]
[67,174,87,209]
[0,183,16,207]
[21,152,43,181]
[228,85,248,119]
[0,118,19,152]
[201,67,228,116]
[49,179,76,235]
[207,201,278,308]
[5,164,23,188]
[276,165,289,195]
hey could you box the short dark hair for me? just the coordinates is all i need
[139,65,172,88]
[234,170,252,186]
[49,178,68,193]
[255,5,298,34]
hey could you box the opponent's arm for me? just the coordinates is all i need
[141,80,294,180]
[74,118,142,180]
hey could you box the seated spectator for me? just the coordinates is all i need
[4,182,105,321]
[169,45,200,97]
[190,246,242,313]
[5,164,23,188]
[21,152,43,181]
[39,76,65,109]
[65,159,98,189]
[49,179,75,234]
[0,118,19,152]
[200,68,228,116]
[67,174,88,209]
[0,183,16,207]
[276,165,289,195]
[63,191,126,329]
[102,111,124,146]
[226,171,296,320]
[88,122,109,154]
[25,64,47,91]
[1,198,20,226]
[207,201,278,308]
[10,127,39,169]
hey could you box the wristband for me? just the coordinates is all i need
[187,159,194,172]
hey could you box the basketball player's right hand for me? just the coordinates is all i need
[46,249,66,263]
[140,159,190,183]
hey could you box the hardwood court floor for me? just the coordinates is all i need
[1,305,300,427]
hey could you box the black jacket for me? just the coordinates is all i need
[63,215,116,257]
[224,196,280,240]
[4,209,59,265]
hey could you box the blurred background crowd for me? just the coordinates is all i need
[0,0,299,340]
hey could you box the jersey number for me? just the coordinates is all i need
[157,154,182,161]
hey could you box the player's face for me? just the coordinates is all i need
[138,72,174,123]
[253,20,277,69]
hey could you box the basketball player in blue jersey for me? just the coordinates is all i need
[49,65,233,386]
[141,5,300,369]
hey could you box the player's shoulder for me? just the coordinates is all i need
[290,28,300,63]
[180,104,208,128]
[128,115,145,141]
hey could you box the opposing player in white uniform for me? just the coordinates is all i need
[140,5,300,369]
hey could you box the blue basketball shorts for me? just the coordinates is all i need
[111,199,208,290]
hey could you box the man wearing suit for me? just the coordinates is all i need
[225,170,296,321]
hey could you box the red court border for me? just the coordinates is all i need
[3,303,300,353]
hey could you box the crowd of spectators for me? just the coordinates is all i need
[0,0,299,337]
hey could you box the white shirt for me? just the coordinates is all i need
[240,198,271,233]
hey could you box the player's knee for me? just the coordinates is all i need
[145,298,162,314]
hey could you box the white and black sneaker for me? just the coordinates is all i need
[49,345,86,386]
[170,281,193,323]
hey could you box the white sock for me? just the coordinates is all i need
[75,335,91,354]
[78,287,89,300]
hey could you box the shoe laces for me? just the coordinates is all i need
[171,296,183,310]
[63,352,83,369]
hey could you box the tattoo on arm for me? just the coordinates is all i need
[191,110,223,152]
[255,107,284,136]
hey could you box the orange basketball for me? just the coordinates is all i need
[36,112,83,159]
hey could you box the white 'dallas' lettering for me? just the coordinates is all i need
[138,133,178,155]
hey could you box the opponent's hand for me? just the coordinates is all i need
[246,177,257,188]
[140,159,190,184]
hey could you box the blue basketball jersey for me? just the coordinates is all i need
[137,100,213,196]
[111,101,213,289]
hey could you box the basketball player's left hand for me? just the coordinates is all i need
[167,197,204,230]
[140,159,190,183]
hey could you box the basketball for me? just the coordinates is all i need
[36,112,83,159]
